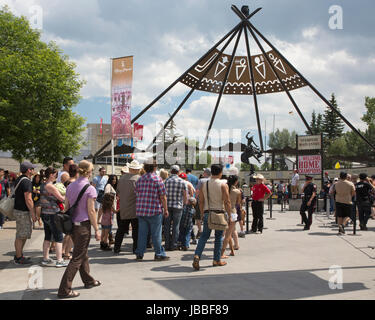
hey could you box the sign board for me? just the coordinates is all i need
[298,155,322,175]
[297,135,322,150]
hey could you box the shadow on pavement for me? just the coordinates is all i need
[144,268,370,300]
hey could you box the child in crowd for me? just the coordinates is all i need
[98,193,115,251]
[178,197,197,251]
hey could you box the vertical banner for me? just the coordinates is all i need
[111,56,133,140]
[133,123,144,141]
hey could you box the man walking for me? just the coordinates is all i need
[0,168,10,230]
[193,164,231,270]
[115,160,142,254]
[355,173,374,231]
[194,168,212,240]
[13,161,37,264]
[335,172,355,235]
[299,175,317,231]
[251,174,271,234]
[164,165,187,251]
[135,161,169,261]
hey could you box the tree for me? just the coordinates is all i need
[268,129,297,149]
[0,7,85,166]
[322,94,345,145]
[307,110,324,135]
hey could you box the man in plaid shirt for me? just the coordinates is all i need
[163,165,187,251]
[135,162,169,261]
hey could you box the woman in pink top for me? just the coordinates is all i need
[58,160,101,299]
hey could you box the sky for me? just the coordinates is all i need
[2,0,375,156]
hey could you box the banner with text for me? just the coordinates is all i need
[111,56,133,140]
[298,155,322,175]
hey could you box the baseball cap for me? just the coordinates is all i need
[359,173,367,180]
[203,168,211,176]
[20,161,37,173]
[179,173,187,179]
[171,165,180,173]
[305,175,313,180]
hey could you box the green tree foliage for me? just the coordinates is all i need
[307,110,324,135]
[0,7,85,165]
[268,129,297,149]
[322,94,345,144]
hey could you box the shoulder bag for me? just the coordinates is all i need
[55,184,90,235]
[206,181,228,231]
[0,177,29,221]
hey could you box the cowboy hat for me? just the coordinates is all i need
[253,174,265,180]
[121,166,129,173]
[127,160,143,170]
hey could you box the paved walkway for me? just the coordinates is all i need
[0,206,375,300]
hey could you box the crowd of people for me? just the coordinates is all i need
[1,160,375,298]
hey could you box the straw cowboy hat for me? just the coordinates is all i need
[127,160,143,170]
[121,166,129,174]
[253,174,265,180]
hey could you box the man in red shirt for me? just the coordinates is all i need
[251,174,271,233]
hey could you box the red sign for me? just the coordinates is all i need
[133,123,144,141]
[298,155,322,175]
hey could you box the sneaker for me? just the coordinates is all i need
[136,255,143,261]
[14,256,32,265]
[41,258,56,267]
[0,226,3,230]
[191,239,197,245]
[338,225,345,234]
[154,255,170,261]
[56,260,69,268]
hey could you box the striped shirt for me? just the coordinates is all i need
[136,173,166,217]
[164,175,187,209]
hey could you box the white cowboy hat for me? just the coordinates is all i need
[127,160,143,170]
[121,166,129,173]
[253,174,265,180]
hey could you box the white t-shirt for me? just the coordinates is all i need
[291,173,299,186]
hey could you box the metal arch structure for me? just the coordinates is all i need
[93,5,375,163]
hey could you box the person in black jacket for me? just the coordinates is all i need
[300,175,317,231]
[355,173,374,231]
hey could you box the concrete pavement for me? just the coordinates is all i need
[1,206,375,300]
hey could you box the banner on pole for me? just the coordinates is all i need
[133,123,144,141]
[298,155,322,175]
[111,56,133,140]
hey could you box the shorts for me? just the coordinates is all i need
[41,214,64,243]
[95,201,101,210]
[13,209,32,240]
[101,224,112,230]
[335,202,352,218]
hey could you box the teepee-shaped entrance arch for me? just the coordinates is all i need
[93,5,375,162]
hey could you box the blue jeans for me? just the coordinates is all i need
[178,224,193,248]
[164,208,183,250]
[194,212,224,262]
[136,214,166,258]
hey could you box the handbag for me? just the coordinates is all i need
[206,181,228,231]
[55,184,90,235]
[0,177,29,221]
